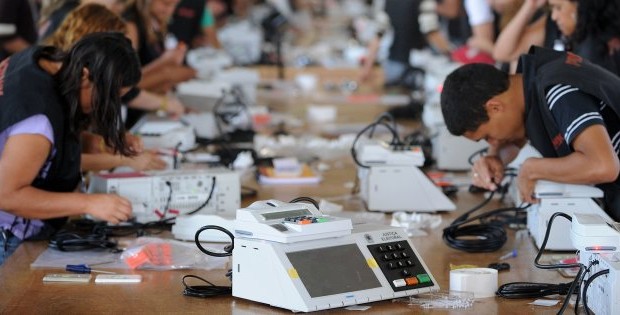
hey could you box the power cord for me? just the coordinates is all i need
[289,196,319,209]
[49,229,119,252]
[500,211,585,315]
[185,176,217,215]
[182,275,232,298]
[496,281,574,299]
[182,224,234,298]
[194,225,234,257]
[442,191,530,252]
[350,114,403,169]
[582,268,609,315]
[467,147,488,166]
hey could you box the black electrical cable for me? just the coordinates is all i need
[583,269,609,315]
[529,211,586,315]
[185,176,217,215]
[534,212,581,269]
[49,230,118,252]
[68,178,217,240]
[184,226,235,298]
[467,147,489,165]
[562,265,585,315]
[442,191,530,252]
[496,282,575,299]
[369,112,398,138]
[194,225,234,257]
[100,219,173,237]
[162,181,173,219]
[288,196,319,209]
[575,258,600,315]
[350,116,404,169]
[182,275,232,298]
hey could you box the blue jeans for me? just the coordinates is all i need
[382,59,407,86]
[0,230,22,266]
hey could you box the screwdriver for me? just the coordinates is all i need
[66,264,115,274]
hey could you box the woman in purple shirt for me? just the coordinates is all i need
[0,32,140,264]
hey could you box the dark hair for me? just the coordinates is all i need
[574,0,620,55]
[38,32,141,155]
[440,63,509,136]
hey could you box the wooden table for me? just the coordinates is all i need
[0,161,571,314]
[0,69,571,313]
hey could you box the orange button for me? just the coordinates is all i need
[299,220,312,225]
[405,277,419,286]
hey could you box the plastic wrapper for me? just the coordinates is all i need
[120,237,229,270]
[391,212,442,237]
[403,290,475,309]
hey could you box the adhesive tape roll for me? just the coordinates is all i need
[449,268,498,298]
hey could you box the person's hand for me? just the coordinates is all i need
[471,155,505,191]
[161,42,188,66]
[359,65,373,83]
[85,194,132,224]
[125,133,144,153]
[164,95,186,118]
[517,157,539,204]
[125,151,168,171]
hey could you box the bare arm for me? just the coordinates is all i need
[128,90,186,117]
[203,26,221,49]
[359,35,381,82]
[493,0,547,62]
[138,65,196,94]
[426,30,453,56]
[0,135,132,223]
[436,0,462,18]
[467,22,496,54]
[81,151,167,172]
[518,125,620,203]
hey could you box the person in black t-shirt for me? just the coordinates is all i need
[360,0,427,85]
[0,32,140,263]
[440,47,620,220]
[44,4,169,172]
[168,0,205,48]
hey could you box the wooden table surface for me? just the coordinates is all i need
[0,69,571,314]
[0,162,571,314]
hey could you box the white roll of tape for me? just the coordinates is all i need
[449,268,498,298]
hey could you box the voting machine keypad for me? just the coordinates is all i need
[283,215,330,225]
[367,241,434,292]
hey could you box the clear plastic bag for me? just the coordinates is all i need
[404,290,475,309]
[120,237,229,270]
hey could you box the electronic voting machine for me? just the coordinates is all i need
[232,200,439,312]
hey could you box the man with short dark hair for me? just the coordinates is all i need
[440,46,620,220]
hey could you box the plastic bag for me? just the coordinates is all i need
[120,237,228,270]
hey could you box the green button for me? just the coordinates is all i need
[316,218,329,223]
[417,274,431,283]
